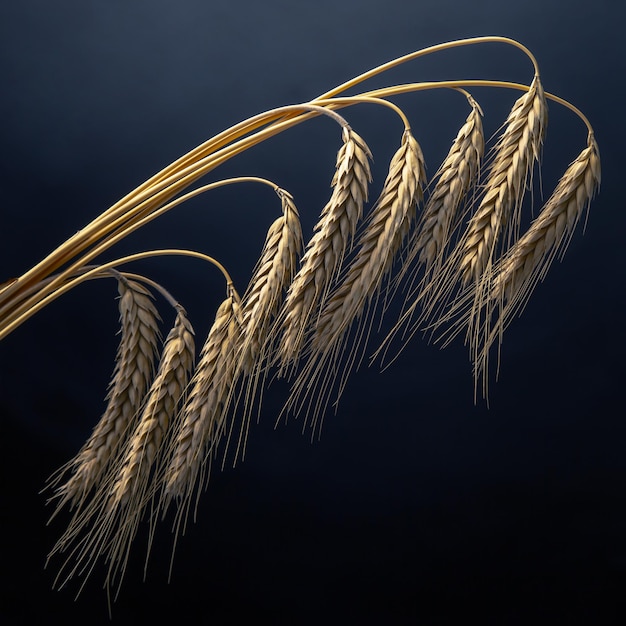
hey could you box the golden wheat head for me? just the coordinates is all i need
[51,278,160,508]
[285,129,426,430]
[460,75,547,285]
[277,126,372,368]
[162,286,243,509]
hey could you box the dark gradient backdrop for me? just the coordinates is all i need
[1,1,625,624]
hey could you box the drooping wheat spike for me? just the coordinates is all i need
[225,189,303,463]
[54,278,160,506]
[239,188,303,370]
[48,307,196,595]
[474,133,601,371]
[459,75,547,285]
[314,130,425,349]
[277,126,372,368]
[492,134,600,303]
[410,95,484,274]
[110,306,196,509]
[372,92,485,368]
[162,286,243,510]
[373,97,484,366]
[286,129,425,429]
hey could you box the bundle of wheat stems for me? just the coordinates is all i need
[0,36,600,598]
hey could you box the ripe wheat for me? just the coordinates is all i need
[408,94,484,276]
[471,132,602,378]
[162,286,243,509]
[0,36,601,600]
[277,126,372,369]
[284,129,426,430]
[110,306,196,509]
[48,278,161,509]
[460,74,547,285]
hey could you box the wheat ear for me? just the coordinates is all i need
[55,278,160,505]
[373,92,485,358]
[223,189,303,463]
[47,307,196,596]
[477,134,601,362]
[460,75,547,284]
[110,306,196,508]
[277,126,372,368]
[411,95,484,273]
[314,129,425,349]
[162,286,243,509]
[239,188,303,370]
[372,98,484,367]
[286,130,425,429]
[492,134,600,304]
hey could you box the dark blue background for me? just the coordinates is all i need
[1,1,625,624]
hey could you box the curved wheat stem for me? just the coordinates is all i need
[278,126,372,368]
[460,74,547,284]
[55,279,160,505]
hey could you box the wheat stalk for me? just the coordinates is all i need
[459,75,547,285]
[278,126,372,367]
[54,278,160,505]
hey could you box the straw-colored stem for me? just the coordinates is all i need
[0,250,232,341]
